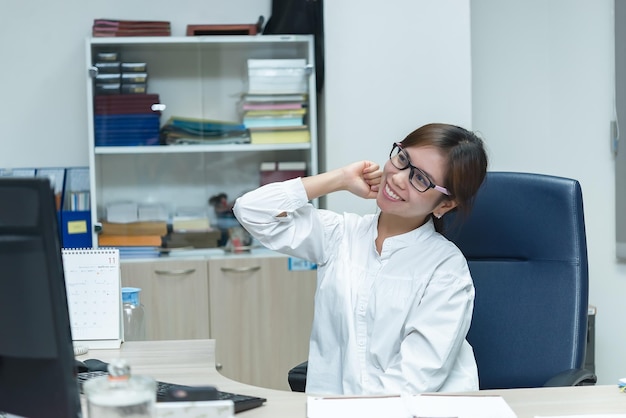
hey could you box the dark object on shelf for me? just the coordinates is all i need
[263,0,324,92]
[186,17,264,36]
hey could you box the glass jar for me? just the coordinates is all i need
[83,358,156,418]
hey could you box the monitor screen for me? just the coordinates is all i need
[0,177,82,418]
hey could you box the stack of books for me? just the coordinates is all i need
[98,220,167,247]
[240,94,310,144]
[94,94,161,146]
[243,59,311,145]
[160,116,248,145]
[92,19,171,37]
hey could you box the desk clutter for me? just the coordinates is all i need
[77,359,265,416]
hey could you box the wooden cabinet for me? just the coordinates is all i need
[208,255,316,391]
[120,258,210,340]
[119,253,316,390]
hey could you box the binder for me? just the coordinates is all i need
[60,168,92,248]
[61,248,122,349]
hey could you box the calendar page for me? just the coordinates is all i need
[61,248,122,348]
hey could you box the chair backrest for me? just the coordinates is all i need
[442,172,589,390]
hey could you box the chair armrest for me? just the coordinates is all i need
[288,361,308,392]
[543,368,597,387]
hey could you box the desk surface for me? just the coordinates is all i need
[79,340,626,418]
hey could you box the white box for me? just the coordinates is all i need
[247,59,308,94]
[106,201,138,223]
[156,400,234,418]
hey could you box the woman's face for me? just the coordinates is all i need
[376,144,456,222]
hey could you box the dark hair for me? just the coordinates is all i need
[399,123,488,232]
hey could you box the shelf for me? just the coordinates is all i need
[87,35,319,247]
[89,34,311,46]
[94,142,312,155]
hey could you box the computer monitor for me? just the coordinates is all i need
[0,177,82,418]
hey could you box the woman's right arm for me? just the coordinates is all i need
[233,178,327,263]
[233,162,381,262]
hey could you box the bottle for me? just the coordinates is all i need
[83,358,156,418]
[122,287,145,341]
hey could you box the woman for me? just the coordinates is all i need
[233,123,488,395]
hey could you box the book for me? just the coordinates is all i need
[249,127,311,144]
[92,19,171,37]
[98,234,163,247]
[243,116,305,128]
[93,29,171,37]
[93,19,171,29]
[244,108,307,117]
[242,93,308,103]
[94,94,161,115]
[99,221,168,236]
[241,102,305,111]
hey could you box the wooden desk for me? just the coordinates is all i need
[78,339,306,417]
[79,340,626,418]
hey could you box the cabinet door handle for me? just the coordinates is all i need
[154,268,196,276]
[220,266,261,273]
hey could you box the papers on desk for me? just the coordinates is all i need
[307,394,517,418]
[535,416,626,418]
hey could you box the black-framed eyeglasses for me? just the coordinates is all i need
[389,142,451,196]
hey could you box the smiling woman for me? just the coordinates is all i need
[233,122,488,396]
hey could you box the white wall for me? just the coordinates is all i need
[471,0,621,385]
[0,0,269,168]
[323,0,472,215]
[2,0,622,386]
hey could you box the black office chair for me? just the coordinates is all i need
[288,171,597,392]
[442,171,596,389]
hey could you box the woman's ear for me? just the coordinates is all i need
[433,198,458,219]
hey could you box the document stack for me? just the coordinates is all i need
[159,116,248,145]
[92,19,171,37]
[243,59,311,145]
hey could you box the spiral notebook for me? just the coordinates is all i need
[61,248,122,349]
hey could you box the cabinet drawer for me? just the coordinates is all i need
[121,259,209,340]
[208,256,316,390]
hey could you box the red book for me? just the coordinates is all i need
[93,19,171,29]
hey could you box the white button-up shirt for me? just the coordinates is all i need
[233,178,478,395]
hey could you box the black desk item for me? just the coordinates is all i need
[77,371,266,414]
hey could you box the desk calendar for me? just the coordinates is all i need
[61,248,122,348]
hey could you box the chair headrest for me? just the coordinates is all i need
[443,172,587,261]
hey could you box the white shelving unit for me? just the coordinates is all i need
[85,35,318,247]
